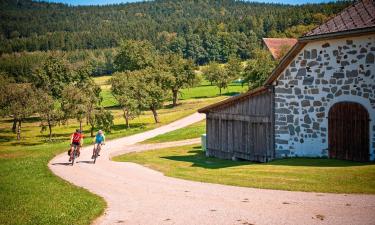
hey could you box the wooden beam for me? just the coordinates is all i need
[207,113,271,123]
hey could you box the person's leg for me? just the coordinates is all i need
[97,143,102,156]
[69,145,74,161]
[77,145,81,157]
[92,143,97,158]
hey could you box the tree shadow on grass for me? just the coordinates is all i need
[161,147,251,169]
[222,92,241,97]
[112,123,146,131]
[161,147,373,168]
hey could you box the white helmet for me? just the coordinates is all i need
[98,130,103,134]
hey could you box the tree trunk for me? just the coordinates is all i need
[79,120,82,131]
[172,89,178,107]
[91,126,94,137]
[125,116,129,129]
[123,108,130,129]
[219,87,222,95]
[150,107,160,123]
[12,119,17,133]
[48,119,52,141]
[16,120,21,141]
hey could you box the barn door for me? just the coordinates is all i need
[328,102,370,162]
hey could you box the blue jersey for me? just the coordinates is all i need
[95,134,105,144]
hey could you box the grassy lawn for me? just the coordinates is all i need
[114,145,375,194]
[93,76,248,108]
[142,120,206,143]
[0,96,224,225]
[180,80,247,100]
[0,143,105,225]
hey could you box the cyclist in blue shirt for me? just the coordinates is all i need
[92,130,105,159]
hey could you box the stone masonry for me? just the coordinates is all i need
[274,34,375,160]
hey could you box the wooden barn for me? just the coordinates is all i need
[199,87,275,162]
[199,0,375,162]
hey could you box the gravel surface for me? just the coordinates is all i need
[49,112,375,225]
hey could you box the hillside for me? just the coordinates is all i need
[0,0,348,63]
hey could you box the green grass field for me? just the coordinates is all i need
[93,76,248,108]
[142,120,206,143]
[0,142,105,225]
[180,80,247,100]
[114,145,375,194]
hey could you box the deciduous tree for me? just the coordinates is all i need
[110,71,142,128]
[114,39,157,72]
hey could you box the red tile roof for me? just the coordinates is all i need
[304,0,375,38]
[262,38,297,59]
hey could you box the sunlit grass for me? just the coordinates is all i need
[142,120,206,143]
[114,145,375,194]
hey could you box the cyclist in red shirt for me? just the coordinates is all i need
[69,129,84,161]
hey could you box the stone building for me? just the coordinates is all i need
[199,0,375,162]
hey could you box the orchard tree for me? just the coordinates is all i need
[163,53,196,107]
[214,66,233,95]
[33,56,72,99]
[0,82,38,140]
[203,62,235,95]
[244,49,276,89]
[114,39,157,72]
[226,54,243,80]
[110,71,142,128]
[37,91,62,141]
[95,108,114,133]
[137,68,169,123]
[202,62,220,85]
[61,85,88,131]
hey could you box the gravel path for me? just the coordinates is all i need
[49,112,375,225]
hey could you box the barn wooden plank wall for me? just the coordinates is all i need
[206,88,274,162]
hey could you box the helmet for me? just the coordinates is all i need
[98,130,103,134]
[76,129,80,133]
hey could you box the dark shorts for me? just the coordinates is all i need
[72,141,80,146]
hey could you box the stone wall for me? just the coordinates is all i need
[274,34,375,160]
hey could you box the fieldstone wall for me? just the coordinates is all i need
[274,34,375,160]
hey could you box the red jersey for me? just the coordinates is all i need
[72,132,83,142]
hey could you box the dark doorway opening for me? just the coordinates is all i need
[328,102,370,162]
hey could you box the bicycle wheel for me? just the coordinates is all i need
[93,145,99,164]
[71,146,76,166]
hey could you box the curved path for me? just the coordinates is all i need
[49,113,375,225]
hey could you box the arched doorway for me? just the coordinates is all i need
[328,102,370,162]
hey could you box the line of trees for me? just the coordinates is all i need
[110,40,197,127]
[0,56,114,141]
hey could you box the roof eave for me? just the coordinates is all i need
[299,26,375,42]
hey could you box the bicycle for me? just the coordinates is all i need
[69,144,79,166]
[92,143,104,164]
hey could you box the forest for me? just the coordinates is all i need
[1,0,348,63]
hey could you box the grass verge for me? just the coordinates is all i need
[0,142,105,225]
[114,145,375,194]
[142,120,206,143]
